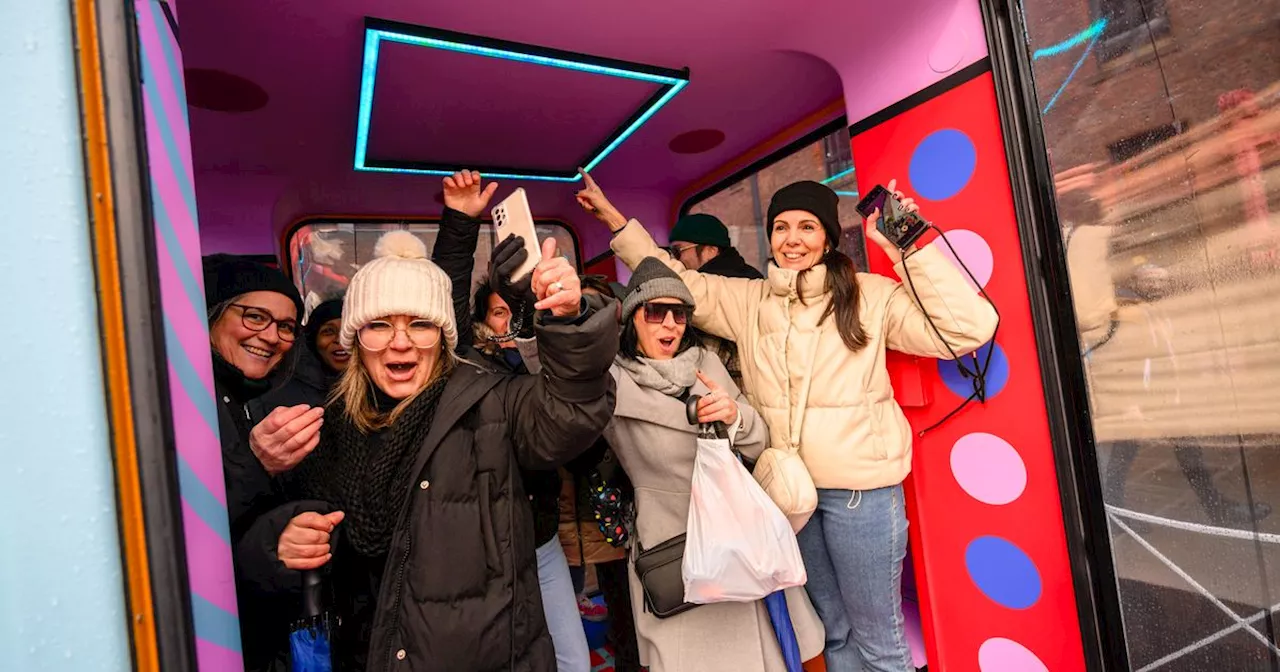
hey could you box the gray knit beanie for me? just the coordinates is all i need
[621,257,696,321]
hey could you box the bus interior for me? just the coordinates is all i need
[13,0,1279,670]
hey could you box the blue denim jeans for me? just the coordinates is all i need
[536,538,591,672]
[797,485,912,672]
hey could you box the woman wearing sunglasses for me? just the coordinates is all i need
[237,229,618,670]
[601,257,825,672]
[201,253,311,671]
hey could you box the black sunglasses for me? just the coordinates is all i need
[642,302,692,325]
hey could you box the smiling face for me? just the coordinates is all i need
[632,297,691,360]
[770,210,829,271]
[357,314,442,399]
[210,291,297,380]
[313,318,349,373]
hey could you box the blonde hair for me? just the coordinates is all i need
[331,343,458,433]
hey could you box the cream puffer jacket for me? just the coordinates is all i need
[611,221,999,491]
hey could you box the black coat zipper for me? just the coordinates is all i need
[380,515,413,670]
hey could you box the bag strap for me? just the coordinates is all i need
[783,332,824,454]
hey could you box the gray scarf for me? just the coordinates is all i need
[616,347,701,396]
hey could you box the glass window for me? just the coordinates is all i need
[287,219,579,320]
[1091,0,1171,62]
[683,123,868,273]
[1025,0,1280,667]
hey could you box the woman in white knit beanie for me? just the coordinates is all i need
[240,230,620,671]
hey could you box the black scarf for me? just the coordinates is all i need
[211,351,273,403]
[296,376,450,557]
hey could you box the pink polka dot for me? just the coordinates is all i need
[933,229,993,290]
[979,638,1048,672]
[950,433,1026,505]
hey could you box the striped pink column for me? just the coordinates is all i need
[134,1,243,669]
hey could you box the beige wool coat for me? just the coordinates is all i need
[604,347,825,672]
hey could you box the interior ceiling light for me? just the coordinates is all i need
[355,18,690,182]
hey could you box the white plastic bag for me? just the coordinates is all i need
[682,431,807,604]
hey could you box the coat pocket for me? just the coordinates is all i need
[478,473,501,576]
[408,494,488,602]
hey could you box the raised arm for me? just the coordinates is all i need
[867,180,998,357]
[433,171,498,354]
[574,169,757,342]
[501,242,620,469]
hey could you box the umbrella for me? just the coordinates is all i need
[290,569,334,672]
[764,591,803,672]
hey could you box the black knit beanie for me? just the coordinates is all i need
[202,254,304,321]
[766,181,842,250]
[304,297,344,355]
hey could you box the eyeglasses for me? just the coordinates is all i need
[231,304,298,341]
[357,319,441,352]
[666,243,697,259]
[642,302,692,325]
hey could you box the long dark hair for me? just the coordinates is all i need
[798,249,868,352]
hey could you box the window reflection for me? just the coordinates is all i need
[1025,0,1280,667]
[288,220,578,320]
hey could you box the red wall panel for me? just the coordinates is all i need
[850,67,1086,671]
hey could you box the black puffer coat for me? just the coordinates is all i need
[432,206,563,548]
[238,302,619,671]
[214,357,298,672]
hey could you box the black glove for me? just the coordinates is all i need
[489,234,537,338]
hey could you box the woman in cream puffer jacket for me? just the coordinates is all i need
[575,174,997,672]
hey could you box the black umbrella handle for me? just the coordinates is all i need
[684,394,728,439]
[301,569,324,618]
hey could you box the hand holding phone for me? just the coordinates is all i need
[491,188,543,281]
[855,179,928,252]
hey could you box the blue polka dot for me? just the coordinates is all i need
[909,129,976,201]
[965,536,1042,610]
[938,341,1009,400]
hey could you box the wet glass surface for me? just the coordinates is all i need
[1021,0,1280,667]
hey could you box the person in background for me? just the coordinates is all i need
[559,275,643,672]
[666,213,763,279]
[202,254,317,671]
[666,213,762,390]
[250,296,347,417]
[240,227,618,670]
[598,257,825,671]
[577,172,997,672]
[431,170,593,672]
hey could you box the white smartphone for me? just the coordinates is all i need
[491,187,542,281]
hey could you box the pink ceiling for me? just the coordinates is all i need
[178,0,989,258]
[365,43,665,171]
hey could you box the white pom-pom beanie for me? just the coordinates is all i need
[339,230,457,352]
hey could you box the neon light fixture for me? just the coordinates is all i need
[355,18,690,182]
[821,167,855,185]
